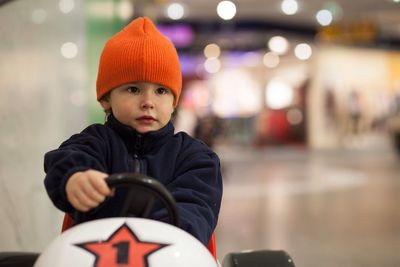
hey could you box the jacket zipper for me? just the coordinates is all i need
[133,134,142,173]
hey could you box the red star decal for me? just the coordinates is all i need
[75,223,169,267]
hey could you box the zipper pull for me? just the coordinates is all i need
[133,134,142,173]
[133,154,140,173]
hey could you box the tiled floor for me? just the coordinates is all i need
[214,145,400,267]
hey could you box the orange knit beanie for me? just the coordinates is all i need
[96,17,182,106]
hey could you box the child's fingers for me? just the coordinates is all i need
[88,172,111,196]
[75,189,101,209]
[68,193,93,212]
[81,178,107,203]
[66,170,111,212]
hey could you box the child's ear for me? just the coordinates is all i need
[100,99,111,111]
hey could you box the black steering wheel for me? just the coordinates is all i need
[76,172,181,227]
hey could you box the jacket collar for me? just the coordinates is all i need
[105,114,174,154]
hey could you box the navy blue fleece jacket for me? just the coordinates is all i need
[44,115,222,245]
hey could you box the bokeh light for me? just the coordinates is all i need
[316,9,333,26]
[265,78,294,109]
[60,42,78,59]
[281,0,298,15]
[204,58,221,73]
[59,0,75,14]
[263,52,280,68]
[268,36,289,55]
[167,3,185,20]
[294,43,312,60]
[204,43,221,59]
[217,1,237,20]
[286,108,303,125]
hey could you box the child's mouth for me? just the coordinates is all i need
[137,116,156,124]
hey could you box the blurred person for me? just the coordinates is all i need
[324,86,338,129]
[345,89,369,139]
[43,17,222,246]
[194,115,224,148]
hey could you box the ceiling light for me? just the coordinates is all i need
[204,43,221,59]
[268,36,289,55]
[59,0,75,14]
[61,42,78,59]
[167,3,185,20]
[263,52,280,68]
[281,0,298,15]
[204,58,221,73]
[217,1,237,20]
[294,43,312,60]
[316,9,333,26]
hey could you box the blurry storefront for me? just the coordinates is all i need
[308,45,400,150]
[168,19,400,152]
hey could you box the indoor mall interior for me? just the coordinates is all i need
[1,0,400,266]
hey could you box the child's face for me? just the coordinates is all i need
[101,82,175,133]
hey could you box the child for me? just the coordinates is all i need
[44,17,223,246]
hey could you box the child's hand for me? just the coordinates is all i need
[66,170,111,212]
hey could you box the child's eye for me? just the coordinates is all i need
[127,87,140,93]
[156,87,169,94]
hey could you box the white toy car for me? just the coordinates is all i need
[0,173,295,267]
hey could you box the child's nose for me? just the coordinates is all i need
[140,93,154,109]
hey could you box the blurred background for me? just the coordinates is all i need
[1,0,400,266]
